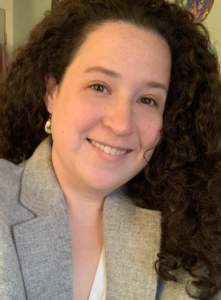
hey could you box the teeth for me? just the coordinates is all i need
[104,146,111,154]
[90,140,127,156]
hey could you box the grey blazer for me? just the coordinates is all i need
[0,138,220,300]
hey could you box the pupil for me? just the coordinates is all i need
[96,85,102,91]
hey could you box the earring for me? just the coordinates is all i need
[45,114,52,134]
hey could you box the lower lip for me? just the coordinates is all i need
[87,140,130,162]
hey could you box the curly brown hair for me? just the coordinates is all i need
[1,0,221,298]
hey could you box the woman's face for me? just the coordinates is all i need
[45,22,171,199]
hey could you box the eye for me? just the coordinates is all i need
[139,97,157,106]
[90,84,108,93]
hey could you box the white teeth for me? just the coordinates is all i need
[104,146,111,154]
[89,140,127,156]
[110,148,117,155]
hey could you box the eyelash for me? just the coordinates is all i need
[90,84,157,106]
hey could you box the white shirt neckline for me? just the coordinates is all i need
[88,247,106,300]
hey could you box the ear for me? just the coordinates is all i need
[44,76,58,114]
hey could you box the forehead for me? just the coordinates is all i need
[63,21,171,87]
[77,21,170,59]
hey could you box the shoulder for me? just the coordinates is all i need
[156,267,221,300]
[0,158,24,180]
[105,184,161,223]
[0,159,33,226]
[0,158,24,207]
[104,184,162,245]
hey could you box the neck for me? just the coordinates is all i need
[64,189,104,225]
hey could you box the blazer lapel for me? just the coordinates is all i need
[12,138,73,300]
[104,188,162,300]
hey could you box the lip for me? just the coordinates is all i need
[87,138,132,161]
[87,138,131,151]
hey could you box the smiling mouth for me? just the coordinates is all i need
[87,139,130,156]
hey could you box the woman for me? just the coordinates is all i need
[0,0,221,299]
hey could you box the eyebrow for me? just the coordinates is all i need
[85,66,120,78]
[146,81,168,93]
[85,66,168,93]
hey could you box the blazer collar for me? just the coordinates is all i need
[13,137,73,300]
[104,188,162,300]
[14,137,162,300]
[19,136,63,216]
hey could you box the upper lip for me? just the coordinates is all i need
[87,138,132,151]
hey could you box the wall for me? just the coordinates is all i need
[0,0,13,56]
[204,1,221,62]
[169,1,221,62]
[13,0,51,52]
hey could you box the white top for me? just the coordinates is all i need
[88,248,106,300]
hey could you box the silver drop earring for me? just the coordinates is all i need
[45,114,52,134]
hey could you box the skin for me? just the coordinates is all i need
[45,21,171,300]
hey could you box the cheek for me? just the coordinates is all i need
[72,104,102,131]
[55,96,101,133]
[139,117,163,150]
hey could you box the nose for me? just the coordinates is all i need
[102,97,134,136]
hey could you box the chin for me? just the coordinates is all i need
[86,176,123,194]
